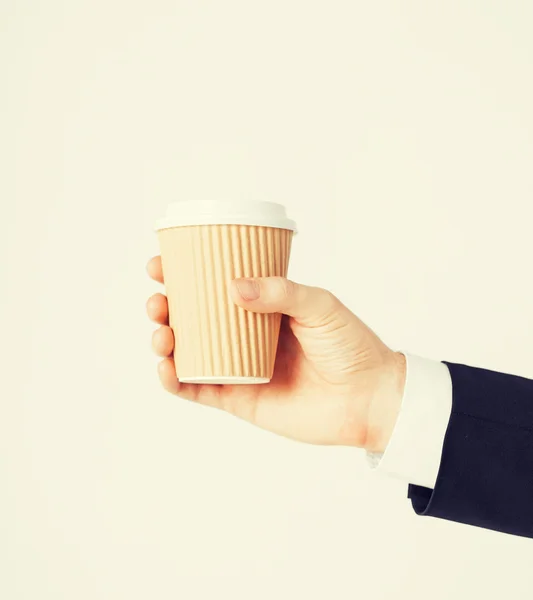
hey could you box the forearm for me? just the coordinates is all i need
[409,362,533,538]
[370,355,533,538]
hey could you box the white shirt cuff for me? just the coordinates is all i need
[367,354,452,489]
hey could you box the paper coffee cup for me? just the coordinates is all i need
[156,201,297,384]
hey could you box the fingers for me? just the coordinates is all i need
[146,293,168,324]
[230,277,340,327]
[147,256,164,283]
[158,358,181,394]
[152,325,174,357]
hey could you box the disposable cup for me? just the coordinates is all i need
[156,201,296,384]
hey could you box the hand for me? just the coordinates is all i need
[146,257,405,452]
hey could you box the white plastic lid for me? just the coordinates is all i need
[155,200,297,232]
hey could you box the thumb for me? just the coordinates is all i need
[230,277,340,327]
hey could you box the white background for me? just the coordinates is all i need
[2,1,533,598]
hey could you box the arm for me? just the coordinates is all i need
[147,259,533,539]
[408,362,533,539]
[371,356,533,538]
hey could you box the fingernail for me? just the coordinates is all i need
[235,279,260,301]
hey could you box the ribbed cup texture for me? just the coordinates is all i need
[158,225,293,382]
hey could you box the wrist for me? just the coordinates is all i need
[364,351,406,453]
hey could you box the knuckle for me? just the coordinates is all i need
[313,287,339,312]
[322,289,339,310]
[313,288,342,323]
[277,277,296,300]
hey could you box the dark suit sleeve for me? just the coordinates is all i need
[408,362,533,538]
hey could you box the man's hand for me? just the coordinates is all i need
[147,256,405,452]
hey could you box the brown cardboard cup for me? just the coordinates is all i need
[156,202,296,384]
